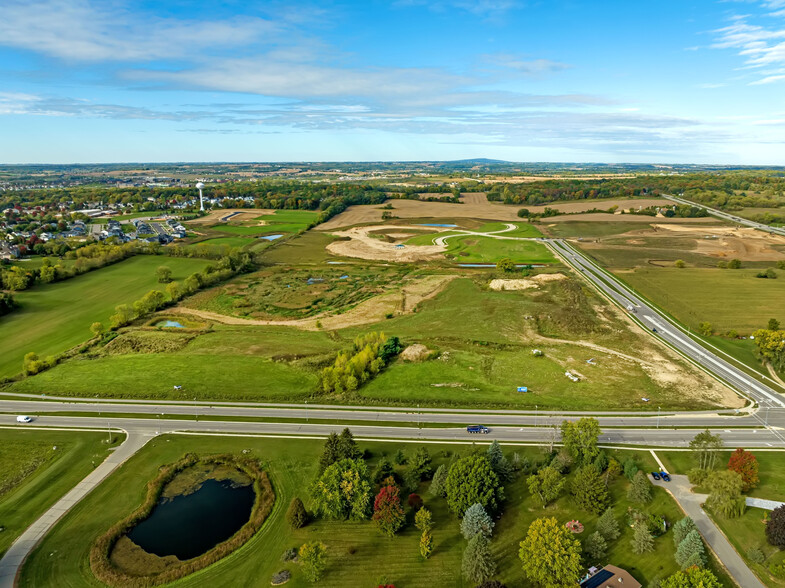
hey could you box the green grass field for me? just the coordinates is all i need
[196,236,256,247]
[212,210,318,237]
[621,267,785,333]
[17,434,731,588]
[0,255,212,379]
[0,428,122,557]
[443,236,556,264]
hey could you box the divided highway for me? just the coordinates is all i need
[547,238,785,418]
[662,194,785,237]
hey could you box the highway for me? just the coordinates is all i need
[2,414,785,448]
[546,238,785,432]
[662,194,785,237]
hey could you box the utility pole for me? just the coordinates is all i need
[535,405,538,428]
[305,400,308,423]
[417,404,420,429]
[107,421,112,444]
[657,406,661,429]
[194,397,198,422]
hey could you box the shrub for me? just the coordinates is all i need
[281,548,298,562]
[747,546,765,564]
[286,497,309,529]
[687,468,709,486]
[271,570,291,585]
[766,505,785,547]
[407,493,423,510]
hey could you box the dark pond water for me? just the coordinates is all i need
[127,478,254,560]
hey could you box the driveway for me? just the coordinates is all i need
[652,473,764,588]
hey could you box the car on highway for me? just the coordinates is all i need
[660,471,671,482]
[651,471,661,481]
[467,425,490,434]
[16,415,33,423]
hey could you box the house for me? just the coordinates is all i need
[580,565,641,588]
[0,241,20,259]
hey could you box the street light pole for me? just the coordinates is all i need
[657,406,661,429]
[194,397,198,422]
[305,400,308,423]
[535,405,538,428]
[418,404,420,429]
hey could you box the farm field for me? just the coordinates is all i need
[0,255,212,379]
[620,267,785,334]
[17,433,731,588]
[0,428,121,557]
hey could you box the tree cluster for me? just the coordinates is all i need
[320,333,402,394]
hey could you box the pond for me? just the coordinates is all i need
[126,478,255,560]
[419,223,457,227]
[457,263,547,268]
[156,320,185,328]
[258,234,284,241]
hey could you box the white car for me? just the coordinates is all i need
[16,415,33,423]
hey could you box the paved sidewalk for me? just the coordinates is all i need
[651,473,764,588]
[0,432,152,588]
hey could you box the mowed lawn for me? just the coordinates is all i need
[621,267,785,333]
[18,434,730,588]
[0,428,121,557]
[213,210,318,237]
[444,235,556,264]
[0,256,212,378]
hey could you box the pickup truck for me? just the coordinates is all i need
[467,425,490,434]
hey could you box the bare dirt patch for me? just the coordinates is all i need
[651,224,785,262]
[326,225,447,262]
[400,344,432,362]
[489,272,567,291]
[170,275,456,331]
[546,213,716,224]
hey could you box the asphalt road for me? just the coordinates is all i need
[3,398,785,429]
[662,194,785,237]
[547,238,785,409]
[3,414,785,448]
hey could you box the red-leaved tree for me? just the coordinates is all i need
[728,448,759,492]
[372,476,405,536]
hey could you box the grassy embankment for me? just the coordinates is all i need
[0,428,123,557]
[195,210,319,248]
[0,255,212,379]
[18,434,732,588]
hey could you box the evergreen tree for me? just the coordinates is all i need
[675,530,707,570]
[672,517,697,548]
[571,466,610,514]
[286,497,309,529]
[461,503,495,540]
[429,464,448,497]
[486,440,514,481]
[373,456,395,484]
[583,531,607,561]
[597,507,621,541]
[319,433,341,472]
[338,428,361,460]
[409,446,433,480]
[419,529,433,559]
[462,534,496,584]
[627,470,653,504]
[631,523,655,554]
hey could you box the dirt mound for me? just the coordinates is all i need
[401,344,431,362]
[326,225,447,262]
[489,273,567,291]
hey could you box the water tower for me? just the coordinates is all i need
[196,182,205,211]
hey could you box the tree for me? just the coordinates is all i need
[445,455,504,517]
[156,265,172,283]
[373,456,395,484]
[675,530,707,570]
[526,465,564,508]
[319,433,341,472]
[727,448,759,492]
[310,458,372,521]
[299,541,326,582]
[22,352,44,376]
[286,497,309,529]
[767,505,785,548]
[675,259,686,268]
[462,534,496,584]
[631,523,655,554]
[416,507,434,559]
[627,470,653,504]
[166,281,183,301]
[604,458,621,487]
[560,417,601,466]
[705,470,745,518]
[689,429,724,470]
[571,466,610,514]
[769,318,781,331]
[461,503,495,540]
[672,517,697,548]
[597,507,621,541]
[338,427,361,460]
[409,446,432,481]
[727,258,742,269]
[372,477,405,536]
[496,258,515,272]
[429,464,448,497]
[477,582,507,588]
[698,321,713,336]
[519,517,582,588]
[661,567,721,588]
[109,303,135,328]
[517,208,530,218]
[89,322,105,337]
[487,440,514,482]
[583,531,607,561]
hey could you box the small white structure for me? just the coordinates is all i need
[532,349,543,357]
[565,371,580,383]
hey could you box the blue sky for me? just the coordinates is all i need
[1,0,785,164]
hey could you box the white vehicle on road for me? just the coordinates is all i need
[16,415,33,423]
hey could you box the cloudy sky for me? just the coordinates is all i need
[1,0,785,163]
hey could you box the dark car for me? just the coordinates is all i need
[651,471,661,481]
[467,425,490,434]
[660,471,671,482]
